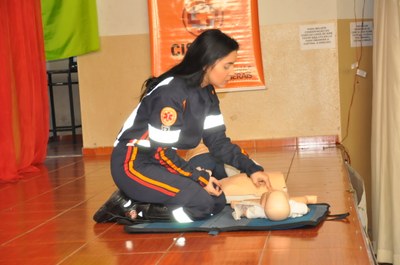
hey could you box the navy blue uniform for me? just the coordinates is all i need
[111,76,263,220]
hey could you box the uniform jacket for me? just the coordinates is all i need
[114,76,263,186]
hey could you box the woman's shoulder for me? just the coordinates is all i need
[155,76,193,95]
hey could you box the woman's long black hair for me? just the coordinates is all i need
[140,29,239,100]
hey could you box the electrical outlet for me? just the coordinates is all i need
[356,69,367,78]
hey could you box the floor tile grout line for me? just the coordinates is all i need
[0,192,112,247]
[0,159,113,213]
[55,242,90,265]
[285,148,298,183]
[46,154,83,158]
[258,231,271,265]
[0,160,83,192]
[55,223,119,265]
[0,175,87,213]
[155,232,186,265]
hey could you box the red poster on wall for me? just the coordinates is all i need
[148,0,265,92]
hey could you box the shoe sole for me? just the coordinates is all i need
[93,191,126,223]
[93,206,121,223]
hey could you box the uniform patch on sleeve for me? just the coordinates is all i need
[160,107,177,126]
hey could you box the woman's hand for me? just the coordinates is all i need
[204,176,223,196]
[250,171,272,190]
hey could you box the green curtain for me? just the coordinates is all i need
[41,0,100,60]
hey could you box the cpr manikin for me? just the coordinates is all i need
[219,172,317,221]
[185,143,317,221]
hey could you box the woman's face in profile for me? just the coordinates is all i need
[202,50,237,88]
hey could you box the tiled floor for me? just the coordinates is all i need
[0,138,375,265]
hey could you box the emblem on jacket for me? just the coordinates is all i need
[160,107,177,126]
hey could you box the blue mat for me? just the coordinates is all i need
[124,203,334,234]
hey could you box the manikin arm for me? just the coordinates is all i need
[220,172,287,202]
[223,173,317,221]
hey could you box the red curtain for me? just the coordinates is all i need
[0,0,49,182]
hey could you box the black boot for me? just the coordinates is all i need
[93,190,136,223]
[128,203,172,222]
[93,190,173,224]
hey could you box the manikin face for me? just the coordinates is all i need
[202,50,237,88]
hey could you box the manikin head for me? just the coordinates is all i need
[260,190,291,221]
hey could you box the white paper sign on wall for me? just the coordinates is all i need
[350,21,373,47]
[299,23,336,50]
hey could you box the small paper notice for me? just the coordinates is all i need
[350,21,373,47]
[299,23,336,50]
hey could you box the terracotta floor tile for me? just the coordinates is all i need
[168,235,267,252]
[0,138,373,264]
[261,247,371,265]
[0,242,84,264]
[159,249,262,265]
[61,252,164,265]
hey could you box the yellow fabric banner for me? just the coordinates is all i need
[148,0,265,92]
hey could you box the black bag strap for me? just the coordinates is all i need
[326,212,350,221]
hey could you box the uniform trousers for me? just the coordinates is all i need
[111,142,226,221]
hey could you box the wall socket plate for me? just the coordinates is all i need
[356,69,367,78]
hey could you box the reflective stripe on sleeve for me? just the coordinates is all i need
[203,114,224,130]
[148,124,181,144]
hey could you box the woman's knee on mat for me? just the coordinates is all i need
[212,193,227,214]
[183,195,218,220]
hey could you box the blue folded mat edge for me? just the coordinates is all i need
[124,203,332,234]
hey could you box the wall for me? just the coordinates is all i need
[337,18,373,229]
[79,0,361,146]
[78,0,373,228]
